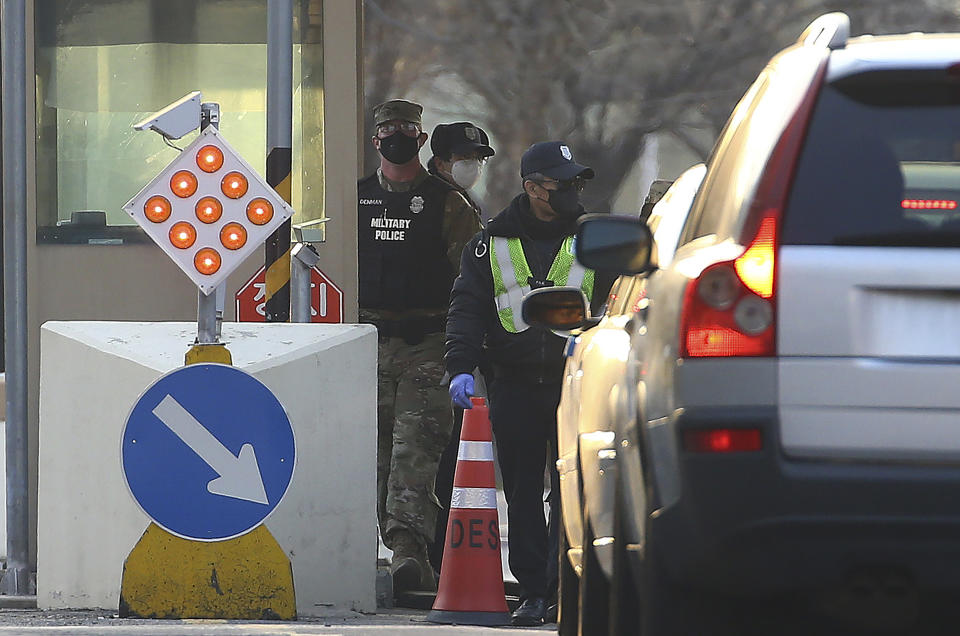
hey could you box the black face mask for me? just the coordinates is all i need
[546,186,584,219]
[378,132,421,164]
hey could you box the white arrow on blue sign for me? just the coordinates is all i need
[122,364,296,541]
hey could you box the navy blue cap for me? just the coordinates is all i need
[520,141,594,180]
[430,122,495,159]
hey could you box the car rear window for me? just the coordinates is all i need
[782,69,960,247]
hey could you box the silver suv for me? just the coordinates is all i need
[525,12,960,636]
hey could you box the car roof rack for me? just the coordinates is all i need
[798,12,850,50]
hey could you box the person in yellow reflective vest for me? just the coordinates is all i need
[444,141,614,626]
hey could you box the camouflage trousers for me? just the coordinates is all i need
[376,332,453,553]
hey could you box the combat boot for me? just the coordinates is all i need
[389,531,437,594]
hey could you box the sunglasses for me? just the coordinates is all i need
[376,121,421,137]
[541,176,587,192]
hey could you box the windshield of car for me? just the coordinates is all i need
[782,68,960,247]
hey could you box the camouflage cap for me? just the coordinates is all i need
[373,99,423,126]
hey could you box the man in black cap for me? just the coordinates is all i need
[358,99,481,596]
[427,122,495,223]
[444,141,613,626]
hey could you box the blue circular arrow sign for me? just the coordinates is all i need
[122,364,295,541]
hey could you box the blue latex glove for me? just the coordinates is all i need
[449,373,475,409]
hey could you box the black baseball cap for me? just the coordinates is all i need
[430,122,495,159]
[520,141,594,180]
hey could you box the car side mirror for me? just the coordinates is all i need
[521,286,589,331]
[575,213,657,275]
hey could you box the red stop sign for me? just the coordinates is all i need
[236,265,343,323]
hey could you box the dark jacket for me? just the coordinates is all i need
[445,193,613,385]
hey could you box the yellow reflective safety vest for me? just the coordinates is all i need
[488,235,595,333]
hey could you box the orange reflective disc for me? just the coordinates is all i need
[169,222,197,249]
[195,196,223,224]
[220,171,248,199]
[196,145,224,173]
[246,198,274,225]
[144,195,171,223]
[194,248,222,275]
[170,170,198,198]
[220,223,248,250]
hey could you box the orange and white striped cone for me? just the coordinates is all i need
[427,396,511,626]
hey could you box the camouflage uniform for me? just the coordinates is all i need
[376,332,450,551]
[361,164,480,589]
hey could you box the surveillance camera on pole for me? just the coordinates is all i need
[133,91,203,141]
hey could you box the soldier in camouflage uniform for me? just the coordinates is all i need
[358,99,480,594]
[375,336,449,570]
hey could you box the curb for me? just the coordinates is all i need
[0,595,36,609]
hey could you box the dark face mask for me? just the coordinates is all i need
[378,132,421,165]
[546,185,584,219]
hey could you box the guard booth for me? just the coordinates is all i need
[12,0,361,572]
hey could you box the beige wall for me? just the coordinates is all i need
[21,0,362,567]
[317,0,361,323]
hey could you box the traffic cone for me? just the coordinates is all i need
[427,396,511,626]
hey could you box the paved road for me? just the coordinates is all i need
[0,609,554,635]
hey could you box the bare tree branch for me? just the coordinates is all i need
[363,0,960,210]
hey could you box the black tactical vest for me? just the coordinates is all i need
[357,173,456,311]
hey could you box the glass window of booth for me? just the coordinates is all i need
[34,0,325,245]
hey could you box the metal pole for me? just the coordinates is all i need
[196,102,221,345]
[290,261,310,324]
[2,0,33,594]
[290,243,320,323]
[215,283,226,340]
[264,0,293,323]
[197,291,218,345]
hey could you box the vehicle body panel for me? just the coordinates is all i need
[556,165,706,582]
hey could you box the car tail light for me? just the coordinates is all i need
[734,216,776,298]
[681,266,775,357]
[681,220,777,357]
[683,428,763,453]
[680,58,827,359]
[901,199,957,210]
[697,267,739,309]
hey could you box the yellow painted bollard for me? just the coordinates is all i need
[119,524,294,619]
[184,343,233,366]
[118,344,296,619]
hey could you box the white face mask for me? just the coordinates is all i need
[450,159,482,190]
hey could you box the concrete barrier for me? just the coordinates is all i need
[36,321,377,615]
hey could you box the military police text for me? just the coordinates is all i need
[370,215,412,241]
